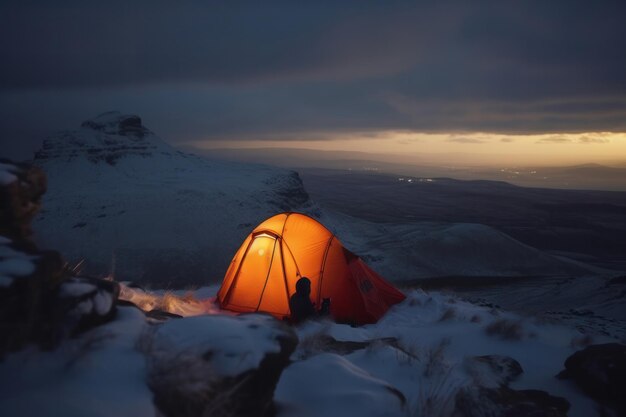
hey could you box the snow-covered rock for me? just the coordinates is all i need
[464,355,523,388]
[143,313,297,417]
[33,112,313,286]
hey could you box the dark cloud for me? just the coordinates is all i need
[1,1,625,159]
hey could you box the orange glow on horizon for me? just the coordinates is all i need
[187,130,626,166]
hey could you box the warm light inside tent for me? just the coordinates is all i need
[217,212,406,324]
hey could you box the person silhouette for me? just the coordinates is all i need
[289,277,316,323]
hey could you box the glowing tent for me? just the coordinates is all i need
[217,212,405,324]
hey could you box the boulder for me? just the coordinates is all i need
[0,159,46,244]
[454,386,570,417]
[143,314,298,417]
[557,343,626,415]
[464,355,523,388]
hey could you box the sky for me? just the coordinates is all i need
[1,0,625,165]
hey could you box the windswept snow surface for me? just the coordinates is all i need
[0,307,154,417]
[153,314,284,377]
[0,237,38,287]
[0,286,620,417]
[317,211,599,282]
[33,112,312,285]
[277,289,616,417]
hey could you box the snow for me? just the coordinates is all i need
[0,237,38,287]
[279,290,615,417]
[0,258,36,280]
[33,114,313,285]
[0,162,18,185]
[59,281,97,298]
[0,283,620,417]
[276,353,406,417]
[153,313,283,377]
[0,170,17,185]
[32,112,607,289]
[0,307,154,417]
[322,212,599,281]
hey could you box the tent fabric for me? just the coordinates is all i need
[217,212,406,324]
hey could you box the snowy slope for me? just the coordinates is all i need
[33,112,312,286]
[319,212,598,282]
[31,111,598,288]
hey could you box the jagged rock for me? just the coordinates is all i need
[80,112,149,137]
[464,355,523,388]
[454,386,570,417]
[35,111,160,165]
[0,160,47,243]
[143,314,298,417]
[0,159,120,357]
[557,343,626,415]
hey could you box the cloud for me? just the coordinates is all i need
[536,136,573,144]
[500,138,515,143]
[1,0,626,159]
[535,134,612,144]
[577,135,611,144]
[447,137,486,144]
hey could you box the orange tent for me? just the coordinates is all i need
[217,212,405,324]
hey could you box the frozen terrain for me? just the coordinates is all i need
[0,286,620,417]
[32,112,312,285]
[31,112,606,290]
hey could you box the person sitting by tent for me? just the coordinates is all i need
[289,277,325,323]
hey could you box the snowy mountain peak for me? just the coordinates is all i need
[34,111,173,165]
[80,111,150,137]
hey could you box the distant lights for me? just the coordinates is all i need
[397,177,434,183]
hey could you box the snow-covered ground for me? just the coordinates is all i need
[32,112,313,285]
[319,211,601,282]
[32,111,609,291]
[1,285,619,417]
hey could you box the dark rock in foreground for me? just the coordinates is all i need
[143,314,298,417]
[464,355,523,388]
[454,386,570,417]
[557,343,626,415]
[0,160,119,357]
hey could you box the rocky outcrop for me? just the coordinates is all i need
[34,111,166,165]
[142,314,298,417]
[0,160,119,357]
[464,355,523,388]
[80,112,150,137]
[455,354,569,417]
[557,343,626,415]
[0,159,47,243]
[454,386,570,417]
